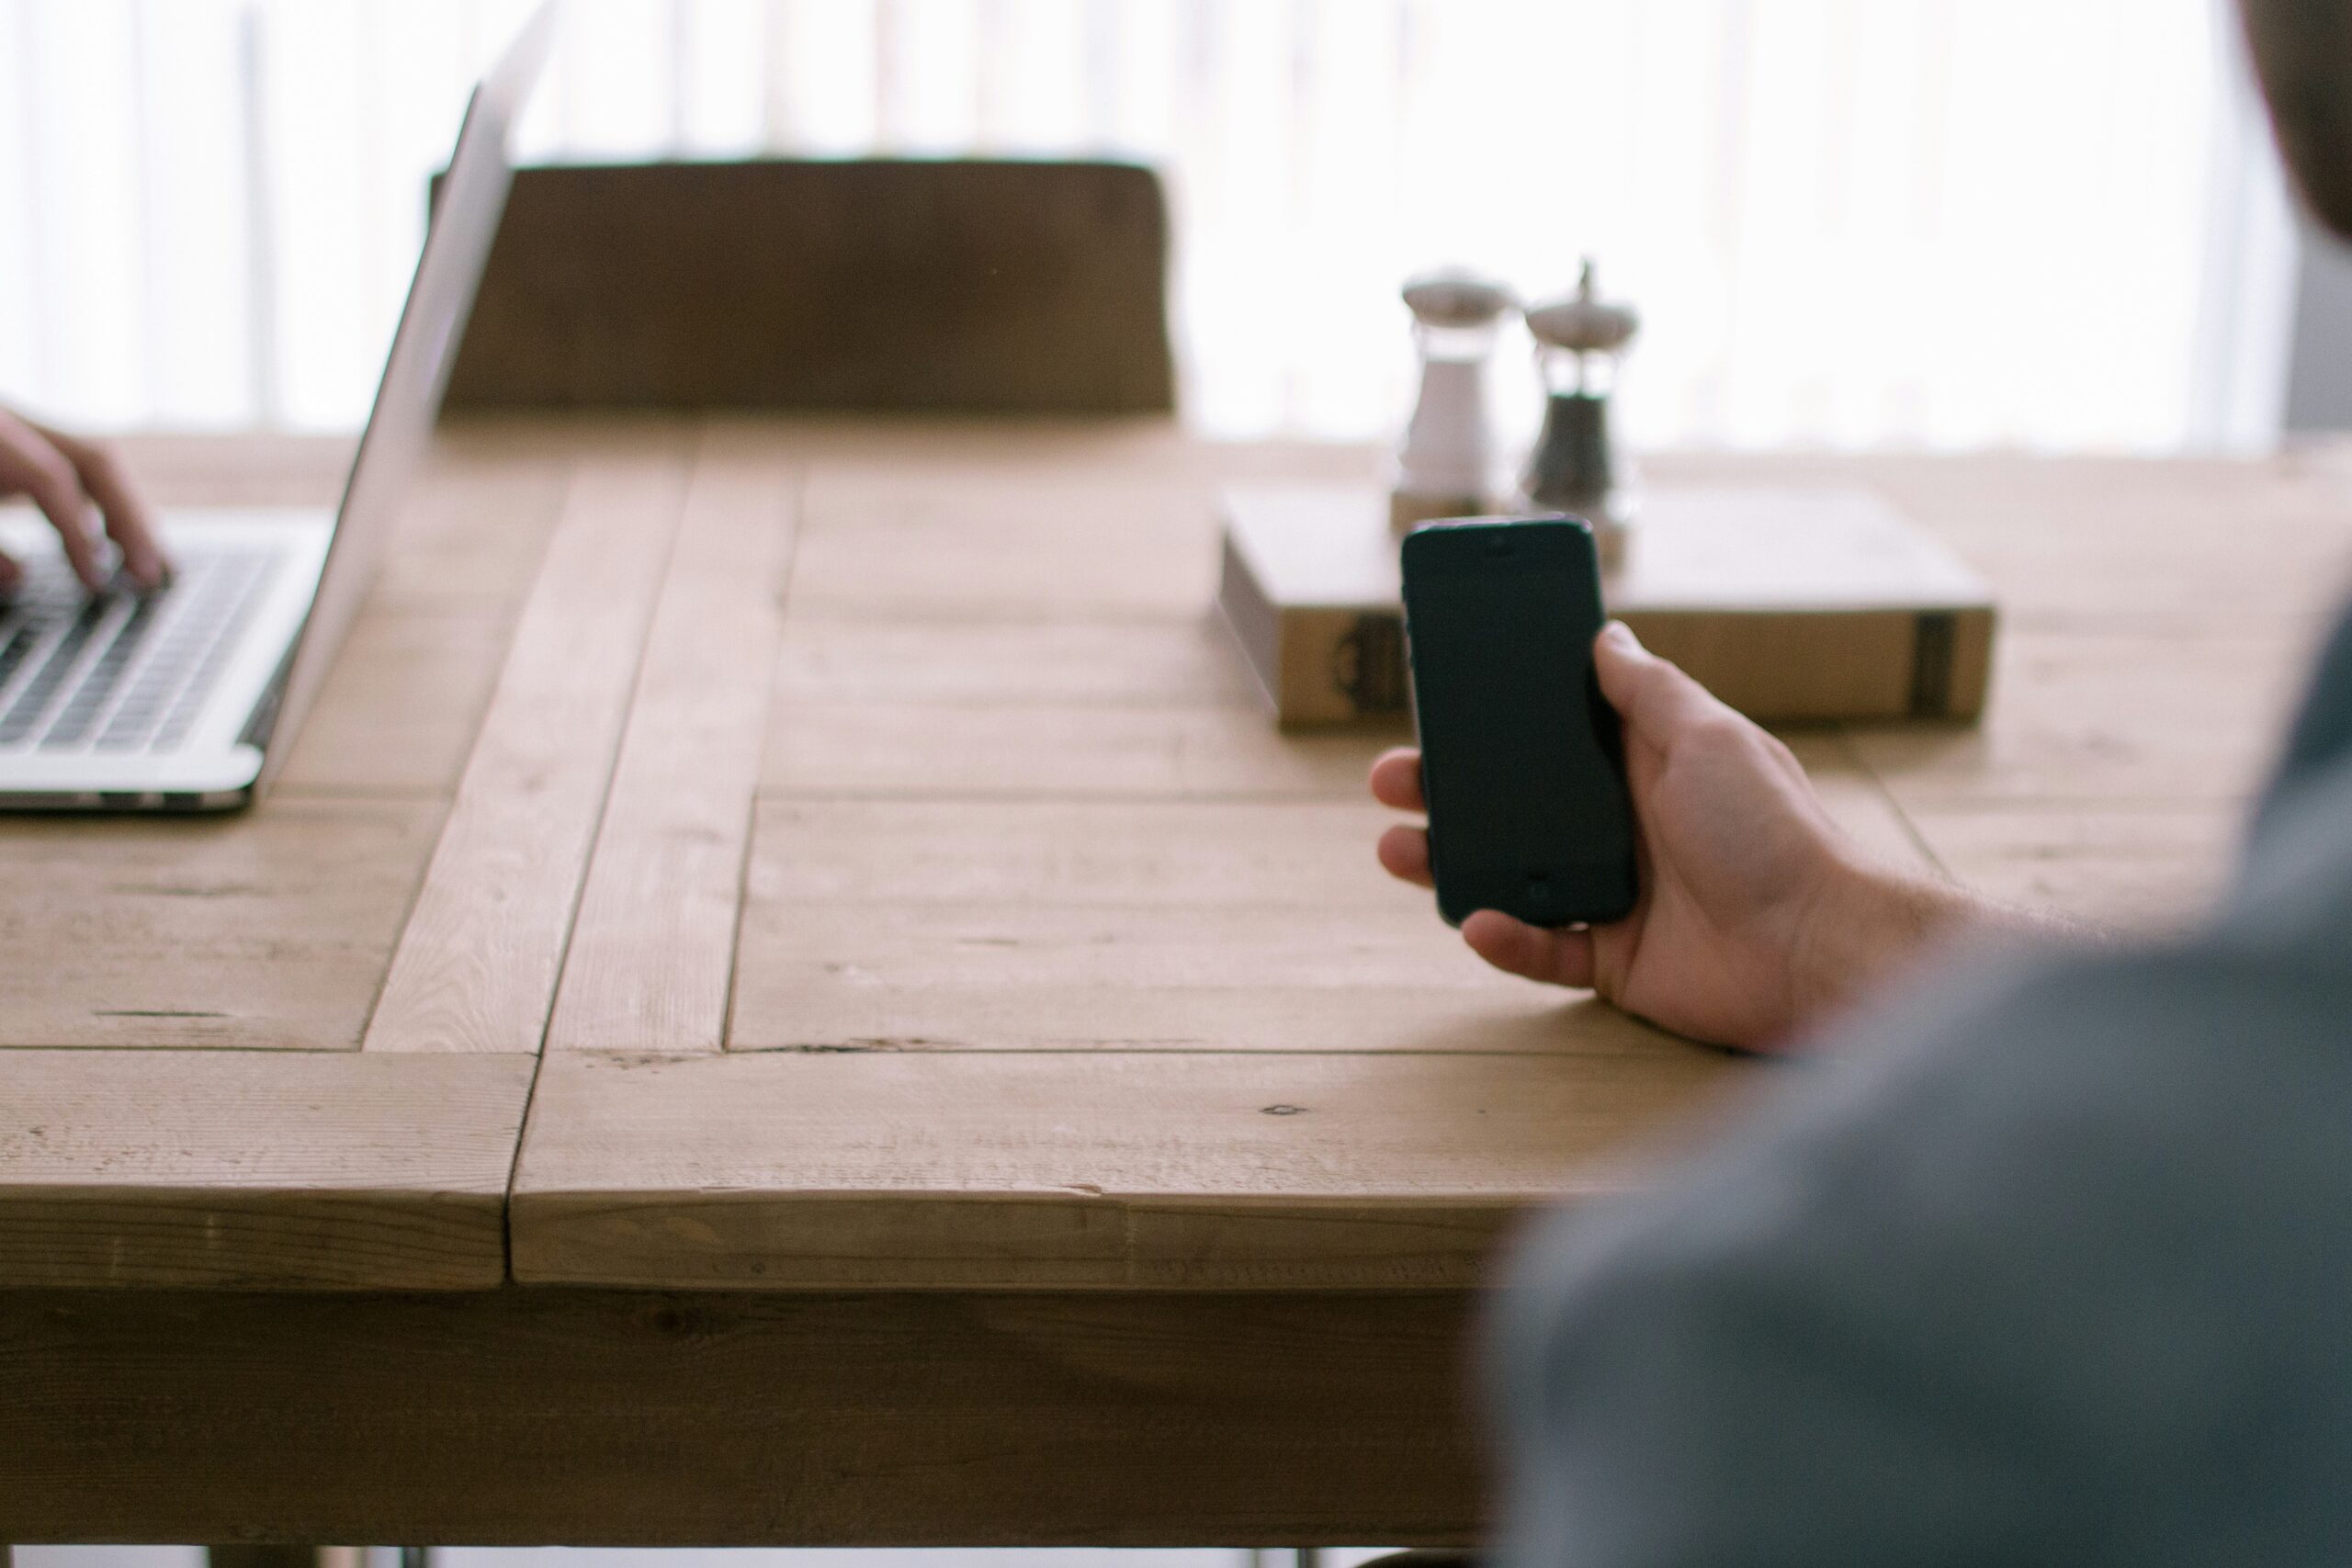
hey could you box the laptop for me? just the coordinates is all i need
[0,3,553,811]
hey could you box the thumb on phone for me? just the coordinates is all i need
[1593,621,1731,750]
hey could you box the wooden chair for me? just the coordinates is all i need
[435,159,1175,415]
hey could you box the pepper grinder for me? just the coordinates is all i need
[1520,260,1639,570]
[1390,269,1514,536]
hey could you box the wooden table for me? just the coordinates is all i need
[5,419,2347,1545]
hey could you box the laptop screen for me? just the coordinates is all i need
[253,2,553,785]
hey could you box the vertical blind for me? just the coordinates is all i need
[0,0,2299,450]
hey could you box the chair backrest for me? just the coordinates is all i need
[434,158,1174,416]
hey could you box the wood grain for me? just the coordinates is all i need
[1645,450,2351,594]
[1,1286,1485,1544]
[0,1052,532,1288]
[548,431,796,1052]
[1899,802,2240,929]
[729,930,1686,1056]
[773,615,1258,705]
[785,467,1219,619]
[730,735,1928,1058]
[510,1049,1745,1288]
[363,433,692,1053]
[270,604,514,796]
[362,428,573,611]
[1850,623,2315,807]
[743,767,1928,912]
[0,801,442,1049]
[763,700,1389,798]
[1794,733,1949,875]
[749,797,1468,908]
[0,429,2320,1549]
[758,700,1929,817]
[730,980,1696,1058]
[1851,455,2352,622]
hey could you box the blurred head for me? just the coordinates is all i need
[2239,0,2352,238]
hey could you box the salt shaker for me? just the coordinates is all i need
[1391,269,1513,535]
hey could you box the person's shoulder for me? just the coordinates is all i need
[2250,597,2352,846]
[2237,726,2352,947]
[1498,930,2352,1560]
[1515,915,2352,1375]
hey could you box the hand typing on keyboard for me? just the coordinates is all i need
[0,405,173,596]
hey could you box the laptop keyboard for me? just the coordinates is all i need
[0,548,280,755]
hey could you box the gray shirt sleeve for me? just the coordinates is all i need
[1495,610,2352,1567]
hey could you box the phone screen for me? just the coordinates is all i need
[1403,520,1636,926]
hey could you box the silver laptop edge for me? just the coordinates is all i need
[0,1,554,811]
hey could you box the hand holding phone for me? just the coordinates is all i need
[1400,514,1637,927]
[1378,608,2026,1051]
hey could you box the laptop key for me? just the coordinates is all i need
[151,559,277,750]
[0,545,283,754]
[41,598,160,748]
[0,601,107,744]
[0,626,37,695]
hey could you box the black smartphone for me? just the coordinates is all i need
[1400,514,1637,928]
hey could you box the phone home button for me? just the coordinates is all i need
[1526,874,1552,905]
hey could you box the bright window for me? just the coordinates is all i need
[0,0,2299,450]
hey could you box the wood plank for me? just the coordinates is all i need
[1849,624,2314,807]
[1641,451,2352,621]
[1852,455,2352,623]
[363,432,693,1053]
[0,1052,532,1288]
[758,702,1926,819]
[1803,734,1950,876]
[786,467,1217,619]
[773,615,1259,705]
[364,429,573,610]
[1903,802,2240,930]
[0,801,442,1049]
[736,730,1928,1054]
[547,432,796,1052]
[269,604,512,796]
[750,797,1470,908]
[734,797,1510,1049]
[729,978,1681,1057]
[763,700,1389,798]
[510,1049,1743,1288]
[728,806,1925,1055]
[746,762,1929,910]
[0,1286,1484,1544]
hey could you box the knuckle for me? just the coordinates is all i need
[1678,710,1753,762]
[81,442,128,487]
[1634,659,1696,711]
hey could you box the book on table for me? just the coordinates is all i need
[1216,484,1997,728]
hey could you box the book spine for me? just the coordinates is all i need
[1257,604,1994,725]
[1215,534,1286,716]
